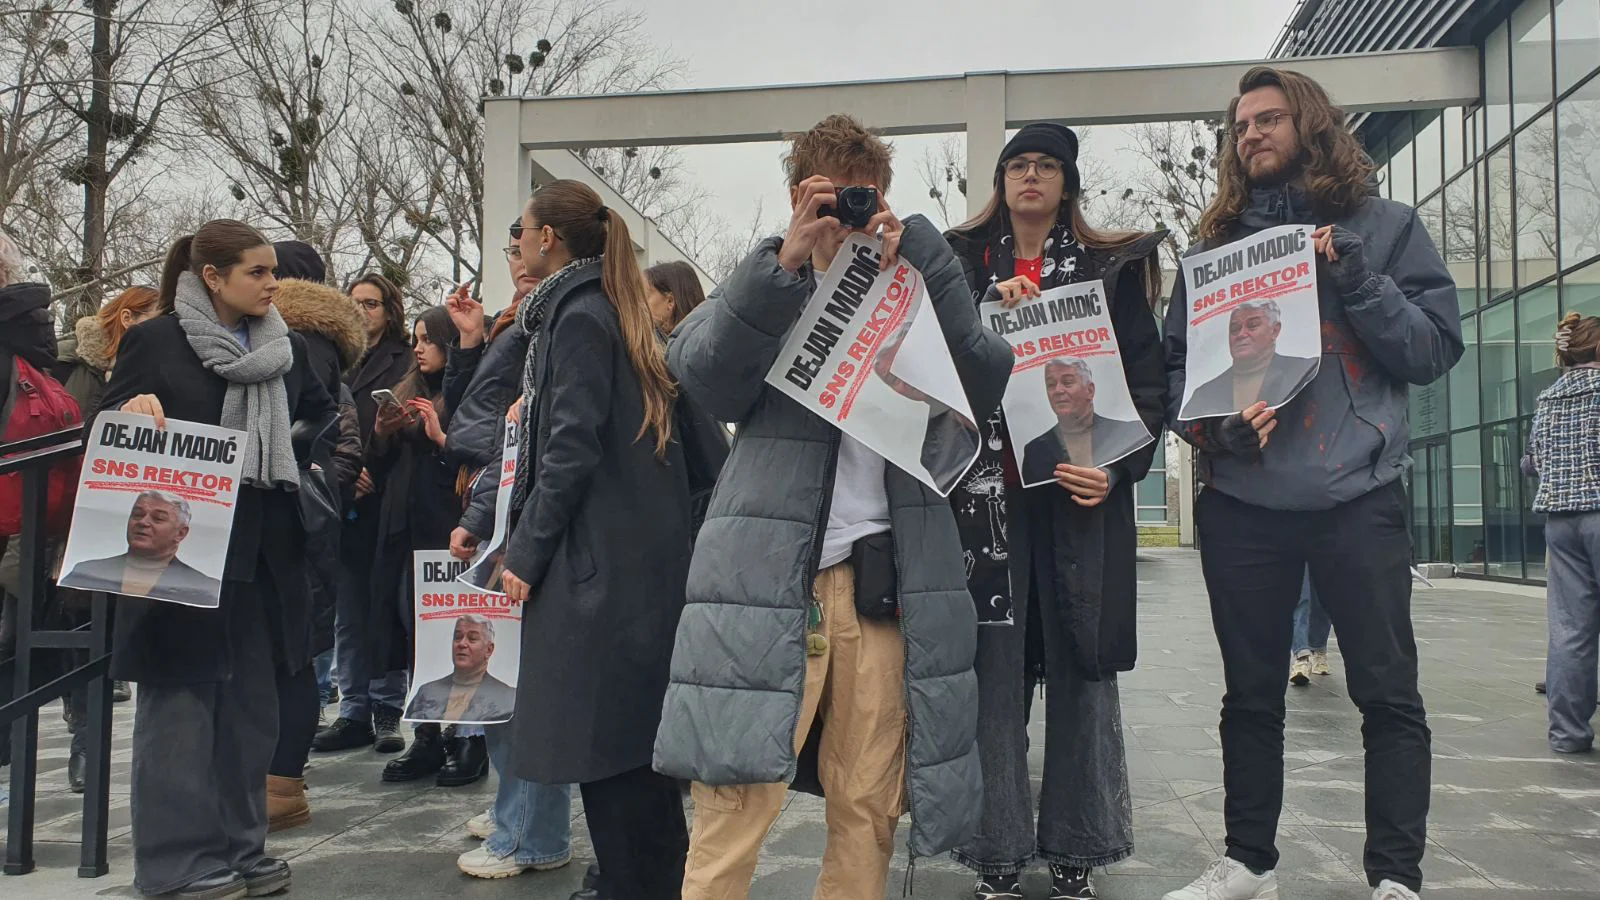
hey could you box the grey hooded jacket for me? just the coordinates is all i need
[1163,186,1462,511]
[652,214,1013,858]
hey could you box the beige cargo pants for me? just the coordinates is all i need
[681,563,908,900]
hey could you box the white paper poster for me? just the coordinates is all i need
[457,420,518,594]
[765,234,979,496]
[404,550,522,725]
[57,411,246,608]
[1178,224,1321,421]
[982,280,1154,487]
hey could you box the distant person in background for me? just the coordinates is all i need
[314,272,413,756]
[1526,312,1600,755]
[1289,565,1334,686]
[644,260,707,335]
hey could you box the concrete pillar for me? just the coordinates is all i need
[1177,439,1196,548]
[482,99,531,311]
[963,73,1007,219]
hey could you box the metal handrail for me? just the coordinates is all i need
[1,428,113,878]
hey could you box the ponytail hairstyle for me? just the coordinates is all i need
[645,260,708,330]
[1555,311,1600,368]
[157,219,270,312]
[525,180,677,457]
[96,285,160,360]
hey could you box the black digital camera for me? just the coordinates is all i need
[820,186,879,229]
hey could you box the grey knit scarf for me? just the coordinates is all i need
[173,272,300,490]
[510,257,600,510]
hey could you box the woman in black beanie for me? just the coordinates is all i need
[944,123,1168,900]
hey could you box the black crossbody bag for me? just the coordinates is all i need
[851,532,899,621]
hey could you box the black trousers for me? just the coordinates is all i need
[1196,483,1431,891]
[580,764,688,900]
[269,664,320,778]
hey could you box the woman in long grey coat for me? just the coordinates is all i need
[498,179,692,900]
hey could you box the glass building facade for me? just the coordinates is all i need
[1364,0,1599,582]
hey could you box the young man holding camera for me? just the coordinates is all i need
[654,114,1012,899]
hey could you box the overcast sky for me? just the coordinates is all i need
[603,0,1302,242]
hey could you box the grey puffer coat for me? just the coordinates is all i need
[653,214,1013,859]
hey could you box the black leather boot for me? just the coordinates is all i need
[435,733,489,787]
[239,857,291,897]
[381,724,446,782]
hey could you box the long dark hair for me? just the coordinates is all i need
[950,169,1164,307]
[525,180,676,457]
[645,260,707,330]
[1198,66,1375,242]
[393,305,459,425]
[346,272,408,344]
[157,219,270,312]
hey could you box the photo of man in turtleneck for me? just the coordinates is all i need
[402,613,517,723]
[1181,298,1318,420]
[1020,358,1152,485]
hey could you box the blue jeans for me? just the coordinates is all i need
[314,649,335,705]
[334,559,407,721]
[482,725,572,864]
[1292,566,1332,655]
[1546,512,1599,753]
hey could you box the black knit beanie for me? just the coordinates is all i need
[997,123,1081,196]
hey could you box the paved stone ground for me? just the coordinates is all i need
[3,548,1598,899]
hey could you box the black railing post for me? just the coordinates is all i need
[3,465,47,876]
[78,589,114,877]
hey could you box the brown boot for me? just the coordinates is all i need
[267,774,310,832]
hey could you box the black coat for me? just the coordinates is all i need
[1181,352,1320,420]
[345,337,413,452]
[949,227,1168,678]
[98,314,336,684]
[505,263,692,785]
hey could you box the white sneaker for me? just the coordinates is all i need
[1289,652,1313,687]
[456,845,571,879]
[1372,879,1420,900]
[1310,650,1331,676]
[1163,857,1278,900]
[465,810,494,840]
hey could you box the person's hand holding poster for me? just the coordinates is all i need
[1178,223,1321,421]
[57,411,245,608]
[457,420,518,593]
[765,233,979,496]
[981,280,1154,488]
[406,550,521,725]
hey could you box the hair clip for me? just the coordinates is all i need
[1555,325,1573,352]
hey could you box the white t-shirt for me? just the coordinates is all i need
[818,433,891,569]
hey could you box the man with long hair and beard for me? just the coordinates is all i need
[1162,68,1461,900]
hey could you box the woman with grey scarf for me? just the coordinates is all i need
[99,219,336,900]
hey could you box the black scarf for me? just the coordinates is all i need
[955,218,1091,625]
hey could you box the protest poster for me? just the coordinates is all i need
[57,411,245,608]
[981,280,1154,487]
[765,234,979,496]
[1178,223,1321,421]
[404,550,521,725]
[457,420,518,594]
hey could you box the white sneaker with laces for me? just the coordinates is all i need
[465,810,494,840]
[1163,857,1278,900]
[1311,650,1331,676]
[456,845,571,879]
[1289,652,1313,687]
[1372,879,1420,900]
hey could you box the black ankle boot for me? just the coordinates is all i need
[435,733,488,787]
[381,724,445,782]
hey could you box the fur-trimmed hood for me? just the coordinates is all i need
[273,278,366,370]
[59,314,113,373]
